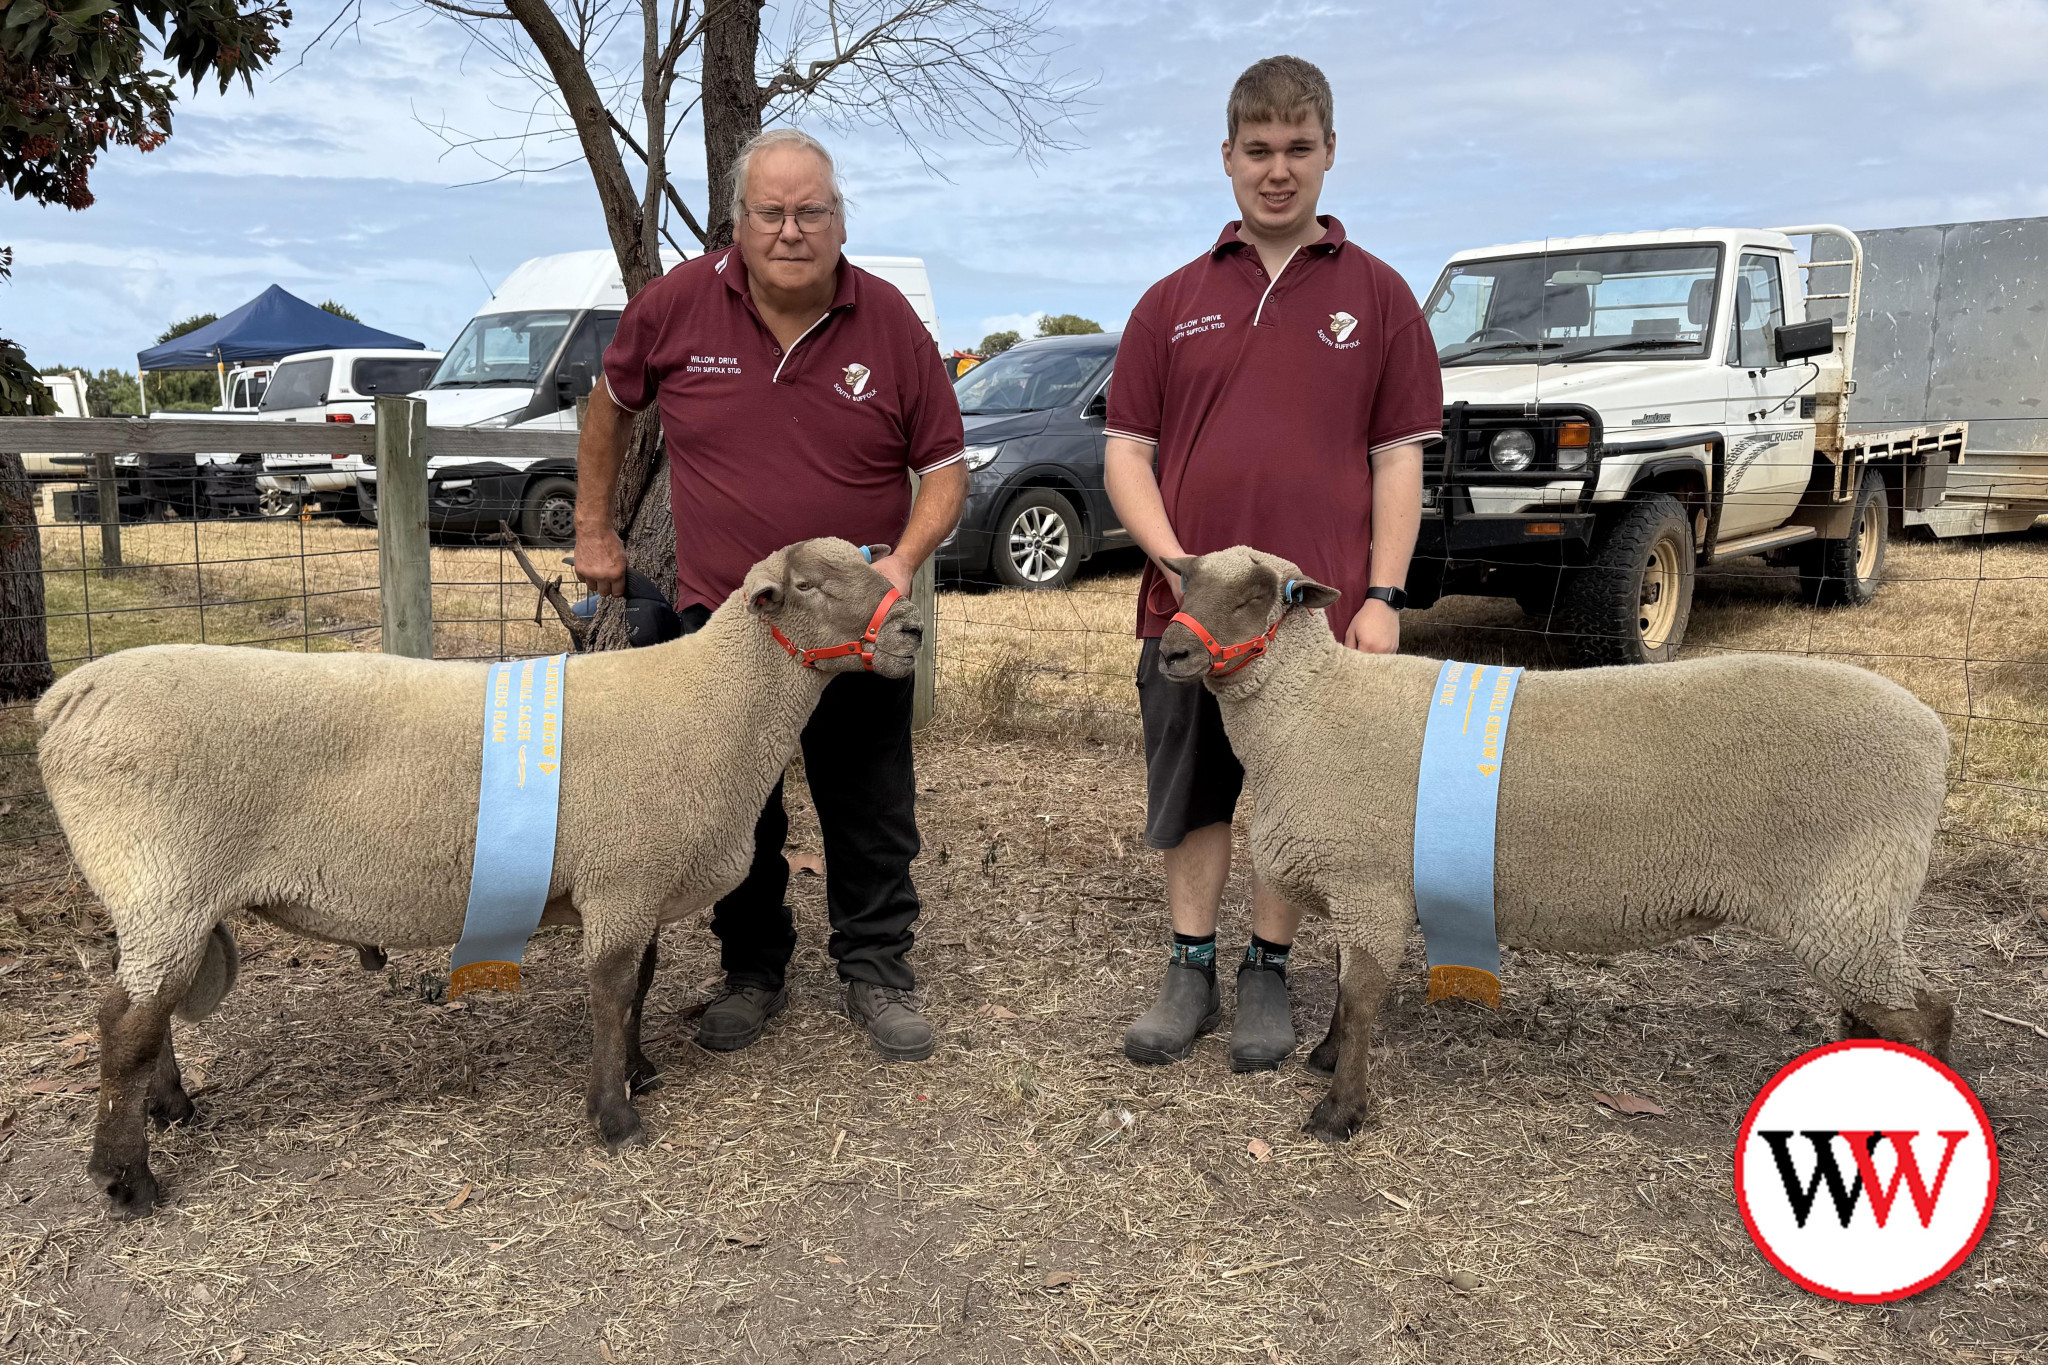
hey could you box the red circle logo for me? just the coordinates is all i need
[1734,1040,1998,1302]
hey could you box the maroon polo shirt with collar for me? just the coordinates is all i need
[1106,216,1442,639]
[602,247,965,611]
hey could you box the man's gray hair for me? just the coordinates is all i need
[729,128,845,224]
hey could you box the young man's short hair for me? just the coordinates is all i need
[1226,55,1334,143]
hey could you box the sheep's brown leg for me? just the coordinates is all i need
[1306,945,1345,1075]
[624,938,661,1095]
[89,985,177,1219]
[145,1027,195,1129]
[585,936,651,1150]
[1304,947,1390,1142]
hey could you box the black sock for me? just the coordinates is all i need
[1170,932,1216,976]
[1244,934,1292,975]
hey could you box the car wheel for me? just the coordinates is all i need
[520,475,578,549]
[1555,492,1695,666]
[991,488,1083,590]
[257,487,299,519]
[1796,466,1887,607]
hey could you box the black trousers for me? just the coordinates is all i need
[679,604,922,990]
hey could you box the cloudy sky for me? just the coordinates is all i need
[8,0,2048,372]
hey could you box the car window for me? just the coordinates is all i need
[353,357,441,396]
[953,345,1112,415]
[1729,254,1787,368]
[258,358,333,411]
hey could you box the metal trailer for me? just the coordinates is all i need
[1814,216,2048,536]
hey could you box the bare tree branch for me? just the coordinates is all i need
[496,523,591,649]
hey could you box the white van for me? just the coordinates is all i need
[365,249,939,546]
[256,348,442,518]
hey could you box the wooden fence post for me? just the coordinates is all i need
[376,396,433,658]
[92,451,121,569]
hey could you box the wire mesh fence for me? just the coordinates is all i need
[0,475,586,903]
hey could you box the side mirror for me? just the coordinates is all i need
[558,361,594,403]
[1773,319,1834,363]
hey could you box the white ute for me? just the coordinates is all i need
[1407,224,1966,665]
[255,349,441,520]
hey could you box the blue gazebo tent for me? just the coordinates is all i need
[138,284,424,371]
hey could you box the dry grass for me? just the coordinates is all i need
[0,522,2043,1362]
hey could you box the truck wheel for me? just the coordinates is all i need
[520,475,578,549]
[1796,466,1887,607]
[257,487,299,519]
[1556,492,1694,666]
[992,487,1083,590]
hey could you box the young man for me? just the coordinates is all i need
[1104,57,1442,1072]
[575,128,968,1061]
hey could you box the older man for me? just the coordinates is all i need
[574,128,967,1061]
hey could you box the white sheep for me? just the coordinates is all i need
[35,538,920,1218]
[1157,546,1955,1142]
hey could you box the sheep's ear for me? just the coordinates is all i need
[860,543,893,564]
[1283,576,1341,610]
[746,580,784,615]
[1161,554,1195,578]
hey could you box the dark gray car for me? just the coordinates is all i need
[936,332,1130,589]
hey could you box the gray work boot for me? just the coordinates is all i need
[1124,953,1223,1065]
[696,983,787,1052]
[1231,945,1296,1073]
[846,982,935,1062]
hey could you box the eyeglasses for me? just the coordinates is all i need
[743,204,837,233]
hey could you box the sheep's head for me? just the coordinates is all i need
[1156,547,1339,686]
[744,538,924,678]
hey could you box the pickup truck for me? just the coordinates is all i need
[1406,224,1966,665]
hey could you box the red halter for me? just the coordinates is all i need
[1170,608,1284,678]
[771,588,903,671]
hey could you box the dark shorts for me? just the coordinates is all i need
[1136,636,1244,850]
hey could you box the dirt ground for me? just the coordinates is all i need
[1,527,2045,1363]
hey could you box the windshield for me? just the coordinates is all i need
[954,343,1111,415]
[429,311,574,388]
[1425,245,1723,365]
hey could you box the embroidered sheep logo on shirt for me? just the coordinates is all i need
[1327,311,1359,343]
[842,363,871,396]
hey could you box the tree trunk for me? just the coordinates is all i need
[0,451,54,701]
[701,0,767,249]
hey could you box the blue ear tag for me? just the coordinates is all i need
[860,545,874,564]
[1284,579,1301,603]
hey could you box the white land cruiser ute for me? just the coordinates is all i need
[1406,224,1966,665]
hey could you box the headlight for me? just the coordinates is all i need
[472,411,521,429]
[962,444,1002,471]
[1489,429,1536,472]
[1556,445,1589,472]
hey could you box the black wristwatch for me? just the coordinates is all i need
[1364,585,1408,611]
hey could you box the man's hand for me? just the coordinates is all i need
[867,551,914,598]
[1345,598,1400,654]
[574,525,629,598]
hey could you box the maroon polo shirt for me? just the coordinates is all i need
[1107,216,1442,638]
[603,247,965,611]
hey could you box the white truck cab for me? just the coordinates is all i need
[364,249,941,547]
[255,348,442,519]
[1409,224,1965,664]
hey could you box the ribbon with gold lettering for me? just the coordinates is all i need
[1412,659,1522,1008]
[449,653,567,997]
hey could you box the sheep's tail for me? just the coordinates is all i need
[175,924,240,1022]
[33,666,93,732]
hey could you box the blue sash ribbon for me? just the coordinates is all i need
[449,654,567,997]
[1412,659,1523,1007]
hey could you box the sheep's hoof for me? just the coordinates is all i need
[147,1088,195,1129]
[357,945,388,972]
[1304,1039,1339,1075]
[94,1164,160,1221]
[596,1106,646,1152]
[1302,1096,1369,1144]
